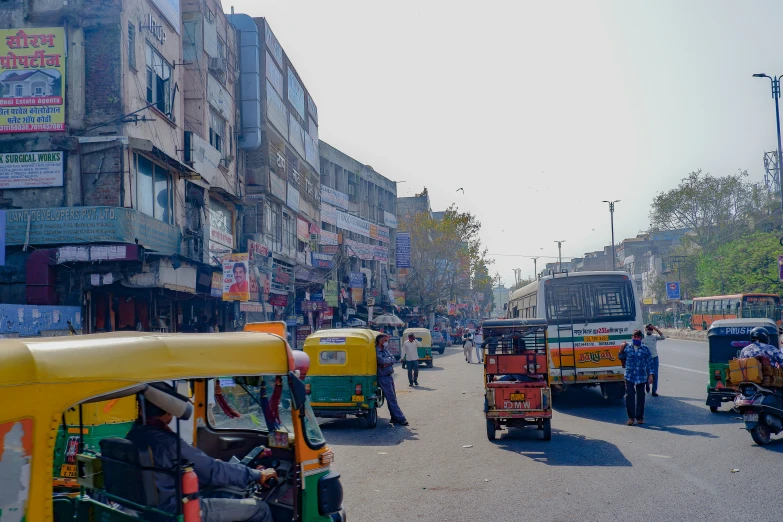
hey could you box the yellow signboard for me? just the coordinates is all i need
[0,28,66,133]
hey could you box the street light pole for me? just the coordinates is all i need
[754,73,783,210]
[554,241,565,272]
[602,200,620,270]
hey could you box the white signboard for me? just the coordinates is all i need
[0,151,63,189]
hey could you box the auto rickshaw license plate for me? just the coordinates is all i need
[352,395,364,402]
[744,413,759,422]
[584,335,609,343]
[509,393,526,401]
[60,464,77,478]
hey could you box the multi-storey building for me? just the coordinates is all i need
[0,0,243,335]
[229,15,323,336]
[318,140,398,324]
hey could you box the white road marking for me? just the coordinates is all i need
[648,454,671,458]
[660,363,708,375]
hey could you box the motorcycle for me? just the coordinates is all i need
[734,382,783,445]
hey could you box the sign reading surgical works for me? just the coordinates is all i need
[4,207,181,254]
[0,151,63,189]
[0,28,66,133]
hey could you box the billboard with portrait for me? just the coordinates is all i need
[223,253,250,301]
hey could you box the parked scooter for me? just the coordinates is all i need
[734,382,783,445]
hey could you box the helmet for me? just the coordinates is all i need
[750,327,769,345]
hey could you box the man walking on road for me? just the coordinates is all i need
[402,333,421,386]
[463,333,476,363]
[376,333,409,426]
[643,324,665,396]
[618,330,654,426]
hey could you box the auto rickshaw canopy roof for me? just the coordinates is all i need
[303,328,383,376]
[707,318,780,363]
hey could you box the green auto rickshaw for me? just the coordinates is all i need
[706,318,780,412]
[401,327,434,369]
[303,328,385,428]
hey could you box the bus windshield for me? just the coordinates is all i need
[545,278,636,325]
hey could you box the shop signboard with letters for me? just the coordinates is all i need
[0,151,63,188]
[0,28,66,133]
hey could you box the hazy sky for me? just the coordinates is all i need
[230,0,783,286]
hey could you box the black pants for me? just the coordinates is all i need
[625,381,646,420]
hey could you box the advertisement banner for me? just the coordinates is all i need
[321,185,349,210]
[324,280,338,307]
[0,28,66,133]
[396,232,411,268]
[296,217,309,241]
[0,151,62,189]
[349,272,364,288]
[319,229,338,246]
[665,281,681,301]
[321,203,337,225]
[222,253,250,302]
[248,240,270,302]
[211,272,222,298]
[268,293,288,307]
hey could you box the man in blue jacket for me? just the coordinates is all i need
[126,396,272,521]
[618,329,654,426]
[376,333,409,425]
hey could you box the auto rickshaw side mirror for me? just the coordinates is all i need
[289,371,307,411]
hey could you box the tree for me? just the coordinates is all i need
[649,169,770,250]
[695,232,783,295]
[399,205,491,313]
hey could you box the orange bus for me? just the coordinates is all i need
[691,293,781,330]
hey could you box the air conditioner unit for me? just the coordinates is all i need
[208,57,226,74]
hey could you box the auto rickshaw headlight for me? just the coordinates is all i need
[355,384,363,396]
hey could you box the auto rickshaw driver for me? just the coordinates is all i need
[126,384,275,522]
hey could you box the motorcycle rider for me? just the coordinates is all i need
[739,327,783,366]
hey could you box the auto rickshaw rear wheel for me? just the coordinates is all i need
[542,418,552,441]
[486,419,496,441]
[365,406,378,429]
[751,421,771,445]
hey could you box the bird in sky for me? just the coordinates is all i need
[456,188,464,193]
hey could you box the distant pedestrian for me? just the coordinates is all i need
[402,333,422,387]
[618,330,654,426]
[463,333,475,363]
[643,324,665,396]
[473,329,484,363]
[376,334,408,426]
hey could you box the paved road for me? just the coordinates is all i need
[322,339,783,521]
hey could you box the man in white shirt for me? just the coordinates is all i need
[643,324,665,396]
[402,333,422,386]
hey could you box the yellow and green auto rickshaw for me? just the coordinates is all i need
[401,327,434,368]
[303,328,385,428]
[1,331,345,522]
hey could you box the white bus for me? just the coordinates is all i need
[507,271,642,399]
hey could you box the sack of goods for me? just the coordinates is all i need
[761,365,783,388]
[728,357,763,384]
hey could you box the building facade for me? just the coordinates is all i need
[319,140,398,324]
[0,0,244,335]
[229,15,324,340]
